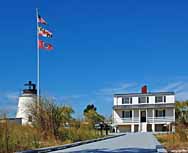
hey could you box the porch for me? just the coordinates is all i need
[112,108,175,133]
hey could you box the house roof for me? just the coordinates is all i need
[114,92,175,97]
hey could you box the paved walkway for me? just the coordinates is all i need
[51,133,162,153]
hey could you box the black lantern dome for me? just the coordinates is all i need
[22,81,37,95]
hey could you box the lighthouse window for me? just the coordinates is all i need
[28,115,32,122]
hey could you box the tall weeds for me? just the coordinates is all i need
[0,98,105,153]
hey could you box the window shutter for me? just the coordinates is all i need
[164,96,166,102]
[155,110,158,117]
[130,111,132,118]
[163,109,165,117]
[130,98,132,104]
[122,111,125,118]
[147,97,149,103]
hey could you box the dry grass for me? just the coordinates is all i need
[0,121,102,153]
[156,124,188,150]
[0,123,40,153]
[0,100,105,153]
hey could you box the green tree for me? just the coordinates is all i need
[176,101,188,125]
[84,104,96,114]
[83,104,105,127]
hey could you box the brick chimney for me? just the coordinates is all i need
[141,85,147,94]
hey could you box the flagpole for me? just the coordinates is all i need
[36,8,40,101]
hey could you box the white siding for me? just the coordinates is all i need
[166,95,175,103]
[117,97,122,105]
[132,97,138,104]
[134,109,139,117]
[149,96,155,104]
[113,97,117,105]
[113,95,175,105]
[147,109,153,117]
[113,110,122,123]
[166,108,173,116]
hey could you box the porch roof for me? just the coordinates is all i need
[113,103,175,110]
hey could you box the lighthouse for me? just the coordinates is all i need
[16,81,37,125]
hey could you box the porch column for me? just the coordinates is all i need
[152,108,155,132]
[173,108,175,122]
[138,109,141,132]
[173,108,176,133]
[112,110,114,124]
[146,108,148,123]
[131,109,134,132]
[114,126,117,133]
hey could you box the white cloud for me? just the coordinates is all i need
[0,91,19,116]
[96,82,137,96]
[5,92,19,101]
[157,82,184,92]
[176,91,188,101]
[156,82,188,101]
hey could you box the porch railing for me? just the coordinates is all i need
[113,116,174,124]
[147,116,174,123]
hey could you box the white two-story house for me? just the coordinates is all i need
[112,86,175,133]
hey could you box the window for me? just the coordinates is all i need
[122,97,129,104]
[139,97,146,103]
[28,115,32,122]
[125,111,132,118]
[122,97,132,104]
[155,96,166,103]
[122,110,132,118]
[155,109,165,117]
[155,96,162,103]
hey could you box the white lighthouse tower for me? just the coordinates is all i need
[16,81,37,125]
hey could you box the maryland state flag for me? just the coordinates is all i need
[39,40,53,51]
[38,15,47,25]
[38,26,53,38]
[37,12,53,51]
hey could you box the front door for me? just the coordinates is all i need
[141,111,146,122]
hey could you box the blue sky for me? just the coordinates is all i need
[1,0,188,117]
